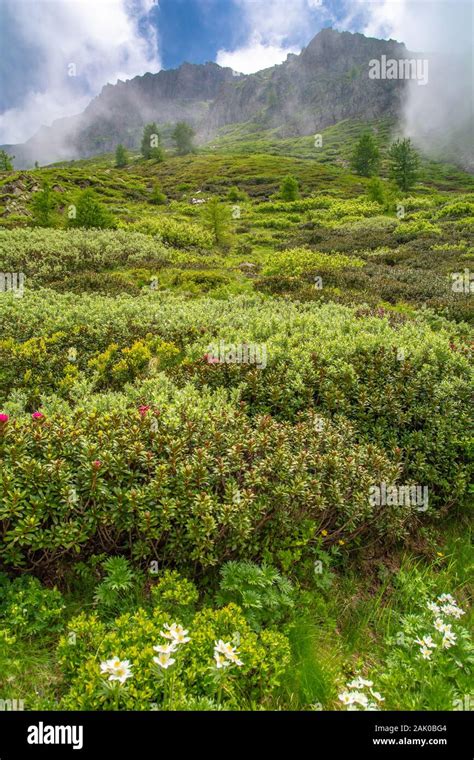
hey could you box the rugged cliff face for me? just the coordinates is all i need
[2,29,415,167]
[205,29,408,137]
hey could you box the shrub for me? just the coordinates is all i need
[262,247,364,276]
[0,407,401,572]
[279,175,299,201]
[131,216,213,249]
[0,228,170,284]
[394,220,442,242]
[0,574,65,637]
[216,562,294,630]
[150,571,199,613]
[435,201,474,219]
[149,184,167,205]
[57,602,290,710]
[227,186,247,202]
[88,337,181,389]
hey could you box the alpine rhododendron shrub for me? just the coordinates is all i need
[0,404,403,572]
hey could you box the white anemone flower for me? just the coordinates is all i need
[415,635,436,649]
[434,618,448,633]
[348,677,373,689]
[160,623,191,644]
[214,640,235,657]
[338,691,355,705]
[427,602,440,614]
[100,657,133,683]
[370,690,385,702]
[214,651,230,669]
[153,651,175,670]
[100,657,119,674]
[153,642,177,655]
[351,692,369,707]
[226,650,244,666]
[442,631,457,649]
[214,640,243,667]
[437,594,455,604]
[441,604,465,619]
[420,645,433,660]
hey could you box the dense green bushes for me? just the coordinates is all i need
[0,136,472,715]
[0,573,65,637]
[0,229,170,284]
[0,405,402,572]
[1,292,471,519]
[262,247,364,276]
[130,216,213,249]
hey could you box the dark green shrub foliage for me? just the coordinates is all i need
[0,573,65,636]
[0,409,401,572]
[68,189,115,229]
[280,175,299,201]
[216,561,294,630]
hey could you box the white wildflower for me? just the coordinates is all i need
[338,691,355,705]
[160,623,191,644]
[415,635,436,649]
[100,657,133,683]
[153,651,175,670]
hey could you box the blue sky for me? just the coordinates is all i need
[0,0,471,144]
[156,0,247,69]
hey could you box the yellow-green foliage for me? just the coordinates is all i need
[88,337,181,388]
[57,602,290,710]
[263,247,364,276]
[130,216,213,249]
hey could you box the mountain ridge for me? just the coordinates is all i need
[0,28,437,169]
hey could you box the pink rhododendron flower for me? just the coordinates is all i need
[138,405,151,416]
[0,413,9,423]
[32,411,44,419]
[203,353,219,365]
[92,460,102,469]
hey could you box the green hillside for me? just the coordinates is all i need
[0,121,472,712]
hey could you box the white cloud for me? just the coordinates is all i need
[337,0,473,167]
[216,34,299,74]
[0,0,160,144]
[215,0,331,74]
[337,0,471,54]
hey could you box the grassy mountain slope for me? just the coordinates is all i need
[0,115,472,712]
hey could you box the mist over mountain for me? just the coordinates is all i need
[2,28,471,170]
